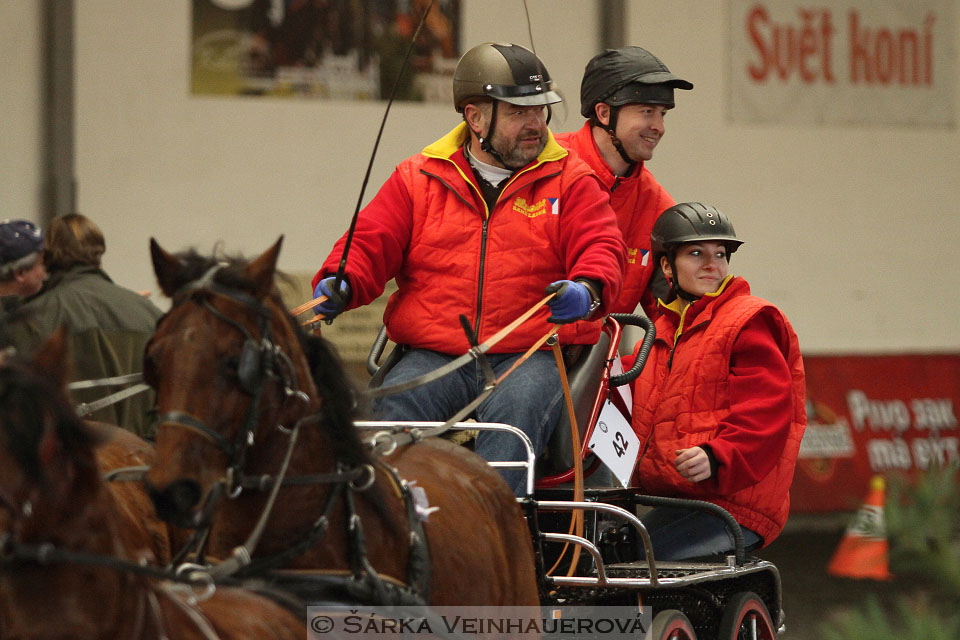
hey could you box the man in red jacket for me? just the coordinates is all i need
[556,47,692,318]
[312,43,625,495]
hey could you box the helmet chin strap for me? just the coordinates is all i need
[478,101,508,167]
[666,255,699,303]
[603,105,637,168]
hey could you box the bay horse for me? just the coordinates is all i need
[143,237,539,606]
[0,329,306,640]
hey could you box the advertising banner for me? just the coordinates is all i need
[793,353,959,511]
[728,0,957,126]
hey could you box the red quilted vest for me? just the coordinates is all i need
[630,278,806,545]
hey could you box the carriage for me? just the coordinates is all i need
[361,310,784,640]
[0,239,784,640]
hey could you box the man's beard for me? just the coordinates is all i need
[491,128,547,169]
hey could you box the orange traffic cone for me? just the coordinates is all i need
[827,475,892,580]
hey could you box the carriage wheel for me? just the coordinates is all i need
[717,591,776,640]
[648,609,697,640]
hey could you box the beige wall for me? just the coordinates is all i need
[3,1,959,355]
[0,2,43,225]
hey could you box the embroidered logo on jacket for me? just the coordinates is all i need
[627,248,650,266]
[512,197,548,218]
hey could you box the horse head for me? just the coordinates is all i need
[143,237,327,529]
[0,329,131,635]
[0,328,110,550]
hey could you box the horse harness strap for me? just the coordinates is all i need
[0,536,216,591]
[228,458,432,605]
[377,461,432,600]
[159,410,237,459]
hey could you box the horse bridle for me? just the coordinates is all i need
[154,267,309,502]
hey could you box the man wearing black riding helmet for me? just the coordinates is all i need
[557,46,692,319]
[312,42,625,496]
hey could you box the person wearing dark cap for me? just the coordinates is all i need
[6,214,162,437]
[0,220,47,302]
[311,42,625,495]
[556,47,692,318]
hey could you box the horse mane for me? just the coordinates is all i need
[167,249,371,468]
[0,355,101,483]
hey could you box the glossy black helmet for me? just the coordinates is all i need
[651,202,743,260]
[453,42,562,113]
[580,46,692,118]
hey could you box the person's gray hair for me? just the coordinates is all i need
[0,251,40,282]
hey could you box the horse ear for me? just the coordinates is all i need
[244,236,284,300]
[33,326,71,390]
[151,238,182,298]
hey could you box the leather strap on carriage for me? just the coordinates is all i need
[544,341,585,577]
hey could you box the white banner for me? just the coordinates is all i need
[728,0,957,126]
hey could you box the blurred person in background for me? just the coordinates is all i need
[0,220,47,322]
[7,214,162,437]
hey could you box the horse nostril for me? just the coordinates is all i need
[149,480,202,524]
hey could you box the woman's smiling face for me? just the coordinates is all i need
[662,240,730,298]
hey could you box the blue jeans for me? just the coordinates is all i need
[373,349,563,495]
[637,506,762,561]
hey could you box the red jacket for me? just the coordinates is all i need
[316,123,626,354]
[555,123,675,317]
[625,277,806,545]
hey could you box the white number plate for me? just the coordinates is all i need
[587,400,641,487]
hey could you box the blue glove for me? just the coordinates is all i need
[312,276,351,319]
[544,280,591,324]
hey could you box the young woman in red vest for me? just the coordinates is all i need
[624,202,806,560]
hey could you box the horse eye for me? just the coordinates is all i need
[221,356,241,380]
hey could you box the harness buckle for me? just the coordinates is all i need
[370,431,398,456]
[225,468,243,499]
[349,464,377,492]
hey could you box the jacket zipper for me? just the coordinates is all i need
[474,218,489,337]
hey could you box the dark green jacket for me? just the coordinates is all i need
[7,266,163,437]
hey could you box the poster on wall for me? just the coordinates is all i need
[727,0,957,126]
[792,354,959,512]
[191,0,461,102]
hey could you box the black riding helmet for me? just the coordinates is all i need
[453,43,562,165]
[580,47,692,164]
[652,202,743,301]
